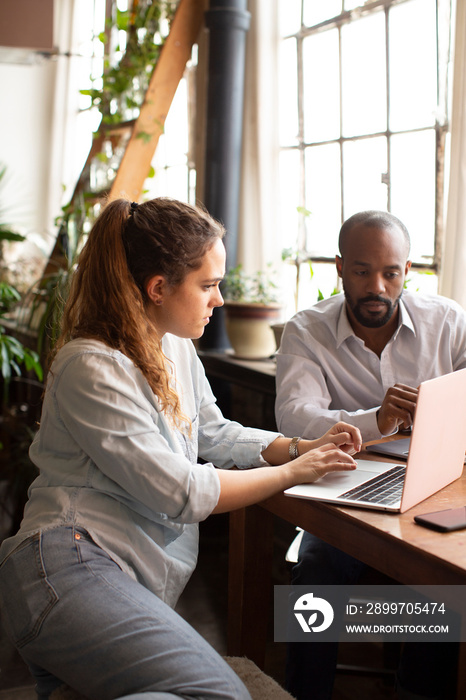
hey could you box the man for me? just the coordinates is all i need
[275,210,466,700]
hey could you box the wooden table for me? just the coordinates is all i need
[196,352,466,694]
[228,454,466,699]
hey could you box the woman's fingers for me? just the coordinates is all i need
[293,443,358,484]
[324,422,362,452]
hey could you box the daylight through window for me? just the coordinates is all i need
[278,0,453,310]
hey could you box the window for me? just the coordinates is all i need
[143,48,198,205]
[278,0,453,312]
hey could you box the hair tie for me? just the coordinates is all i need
[129,201,139,216]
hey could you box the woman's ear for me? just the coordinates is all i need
[146,275,165,305]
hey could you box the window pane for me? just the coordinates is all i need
[278,148,301,251]
[279,0,301,36]
[389,0,437,131]
[279,38,299,146]
[163,79,188,160]
[341,11,387,137]
[304,143,341,257]
[304,1,343,27]
[405,270,438,295]
[343,136,388,219]
[344,0,364,9]
[390,130,435,263]
[145,80,189,201]
[296,262,341,313]
[303,29,340,143]
[146,162,188,201]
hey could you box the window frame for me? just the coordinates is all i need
[279,0,453,277]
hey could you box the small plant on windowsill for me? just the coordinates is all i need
[222,263,281,305]
[221,264,283,360]
[282,206,340,313]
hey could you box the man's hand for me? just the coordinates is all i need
[377,383,419,436]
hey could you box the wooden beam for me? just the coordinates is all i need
[108,0,207,202]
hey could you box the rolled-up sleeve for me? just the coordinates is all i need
[191,353,281,468]
[198,397,281,468]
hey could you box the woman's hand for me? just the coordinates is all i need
[307,422,362,455]
[284,441,358,486]
[213,440,358,513]
[261,423,362,466]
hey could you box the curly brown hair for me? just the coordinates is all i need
[54,197,225,428]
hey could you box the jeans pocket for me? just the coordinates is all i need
[0,534,58,648]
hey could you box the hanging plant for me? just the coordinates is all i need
[80,1,177,127]
[25,2,178,361]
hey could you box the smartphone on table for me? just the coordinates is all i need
[414,506,466,532]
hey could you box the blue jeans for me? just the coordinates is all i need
[0,526,251,700]
[285,532,458,700]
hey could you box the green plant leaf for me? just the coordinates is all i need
[24,351,43,382]
[116,9,130,31]
[0,227,25,242]
[222,263,280,304]
[297,206,312,218]
[1,342,11,380]
[136,130,153,144]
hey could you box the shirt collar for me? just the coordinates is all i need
[336,293,415,348]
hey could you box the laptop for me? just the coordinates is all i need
[366,435,466,464]
[366,436,411,460]
[285,368,466,513]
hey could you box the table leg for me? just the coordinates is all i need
[227,505,274,668]
[457,643,466,699]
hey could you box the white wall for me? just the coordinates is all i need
[0,60,57,253]
[0,0,101,278]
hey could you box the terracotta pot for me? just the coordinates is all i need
[224,302,283,359]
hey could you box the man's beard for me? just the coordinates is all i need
[343,288,402,328]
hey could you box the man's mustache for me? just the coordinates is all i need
[358,295,391,305]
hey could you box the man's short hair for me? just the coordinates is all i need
[338,210,411,257]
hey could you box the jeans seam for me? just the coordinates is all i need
[70,532,153,616]
[16,534,59,649]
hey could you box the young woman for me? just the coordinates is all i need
[0,198,361,700]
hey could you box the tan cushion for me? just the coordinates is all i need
[224,655,294,699]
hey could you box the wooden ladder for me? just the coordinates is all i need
[43,0,206,276]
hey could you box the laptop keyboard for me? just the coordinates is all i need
[339,465,406,506]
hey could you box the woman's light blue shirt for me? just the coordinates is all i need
[0,336,280,607]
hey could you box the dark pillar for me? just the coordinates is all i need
[198,0,251,351]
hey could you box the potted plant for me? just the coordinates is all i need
[0,222,43,541]
[222,264,283,359]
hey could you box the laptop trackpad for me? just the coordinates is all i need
[285,461,395,499]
